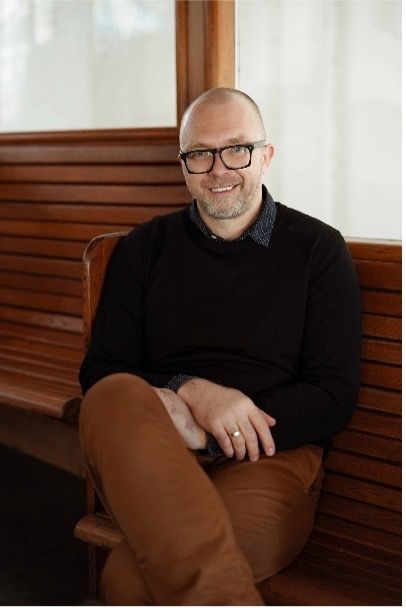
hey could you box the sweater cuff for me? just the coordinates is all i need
[165,374,197,393]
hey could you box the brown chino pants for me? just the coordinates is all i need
[79,373,323,605]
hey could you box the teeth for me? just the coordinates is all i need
[211,186,234,193]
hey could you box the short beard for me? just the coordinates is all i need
[197,196,248,219]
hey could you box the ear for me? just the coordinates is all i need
[261,144,275,174]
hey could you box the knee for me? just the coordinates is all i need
[79,373,154,452]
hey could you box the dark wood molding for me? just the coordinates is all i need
[176,0,235,122]
[0,127,179,145]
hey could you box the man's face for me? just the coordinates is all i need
[179,99,274,220]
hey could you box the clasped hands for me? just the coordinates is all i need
[152,379,275,462]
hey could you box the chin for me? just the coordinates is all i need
[201,198,248,220]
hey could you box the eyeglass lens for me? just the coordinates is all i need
[186,146,251,173]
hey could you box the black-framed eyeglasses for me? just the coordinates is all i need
[179,140,267,174]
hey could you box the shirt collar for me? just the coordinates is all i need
[189,185,276,247]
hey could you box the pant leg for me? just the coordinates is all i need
[79,373,263,605]
[202,444,324,583]
[100,538,152,605]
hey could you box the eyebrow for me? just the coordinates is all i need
[188,136,249,150]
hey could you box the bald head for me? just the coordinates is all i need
[180,88,266,150]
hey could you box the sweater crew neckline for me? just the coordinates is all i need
[182,202,282,253]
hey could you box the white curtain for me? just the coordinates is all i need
[237,0,401,239]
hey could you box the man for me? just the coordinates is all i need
[79,88,361,605]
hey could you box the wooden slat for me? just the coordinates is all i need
[0,371,79,418]
[0,366,80,395]
[0,202,185,224]
[313,513,401,556]
[0,356,78,388]
[333,429,401,462]
[0,164,184,184]
[0,338,82,366]
[0,254,80,278]
[362,313,401,340]
[349,408,401,439]
[318,494,401,535]
[324,451,401,487]
[0,142,180,164]
[0,184,189,204]
[261,564,399,606]
[296,546,400,592]
[303,539,401,583]
[321,472,400,510]
[357,386,401,415]
[347,240,401,263]
[360,361,401,390]
[0,347,79,375]
[293,560,400,605]
[0,287,81,316]
[0,320,82,348]
[0,219,133,241]
[360,289,401,316]
[361,338,401,365]
[0,236,86,259]
[353,260,401,290]
[0,304,82,333]
[0,271,81,296]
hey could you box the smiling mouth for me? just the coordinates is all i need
[209,185,237,193]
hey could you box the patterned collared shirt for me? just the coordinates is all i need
[189,185,276,247]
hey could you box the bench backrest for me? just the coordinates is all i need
[0,138,187,340]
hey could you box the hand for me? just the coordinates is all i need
[152,387,207,451]
[178,378,276,462]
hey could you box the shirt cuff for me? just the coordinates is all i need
[164,374,197,393]
[206,433,223,457]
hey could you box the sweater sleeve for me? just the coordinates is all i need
[253,231,362,451]
[79,231,174,395]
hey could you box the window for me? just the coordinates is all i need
[0,0,176,131]
[237,0,401,239]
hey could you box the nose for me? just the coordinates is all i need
[209,151,229,176]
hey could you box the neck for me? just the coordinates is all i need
[196,193,263,241]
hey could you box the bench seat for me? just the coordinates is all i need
[0,320,82,421]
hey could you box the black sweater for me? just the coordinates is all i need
[79,202,362,451]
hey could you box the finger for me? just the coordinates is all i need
[211,427,235,458]
[238,421,260,462]
[249,413,275,457]
[258,409,276,427]
[227,425,248,461]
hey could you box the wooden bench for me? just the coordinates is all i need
[0,136,187,469]
[74,233,401,605]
